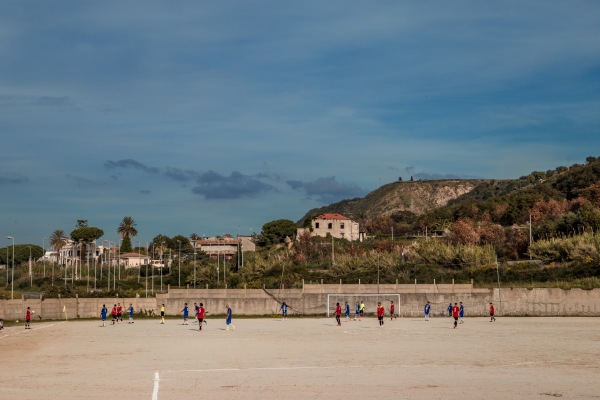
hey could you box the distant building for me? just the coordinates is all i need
[118,252,150,269]
[192,234,256,262]
[298,213,362,241]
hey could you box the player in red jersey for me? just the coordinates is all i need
[377,302,385,327]
[389,300,396,321]
[25,307,32,329]
[489,302,496,322]
[452,302,460,329]
[111,304,118,325]
[116,303,123,322]
[335,303,342,326]
[197,303,206,331]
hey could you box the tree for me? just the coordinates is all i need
[50,229,68,264]
[261,219,297,244]
[70,226,104,244]
[449,219,479,245]
[118,216,138,252]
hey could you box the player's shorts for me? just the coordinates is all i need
[490,313,494,316]
[102,316,106,320]
[454,317,458,321]
[377,316,383,321]
[198,318,203,324]
[161,312,165,316]
[117,313,122,318]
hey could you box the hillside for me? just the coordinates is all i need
[299,179,489,223]
[299,156,600,231]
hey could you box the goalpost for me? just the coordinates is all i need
[326,294,401,317]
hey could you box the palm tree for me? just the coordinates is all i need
[118,216,138,239]
[49,229,67,265]
[118,216,138,253]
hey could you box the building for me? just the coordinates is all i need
[298,213,362,241]
[118,252,150,269]
[192,234,256,262]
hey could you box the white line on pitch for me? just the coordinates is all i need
[163,365,373,373]
[152,371,160,400]
[0,321,66,339]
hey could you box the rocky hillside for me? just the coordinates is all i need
[299,179,490,223]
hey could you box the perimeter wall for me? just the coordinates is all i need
[1,284,599,320]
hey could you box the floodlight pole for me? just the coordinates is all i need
[7,236,15,299]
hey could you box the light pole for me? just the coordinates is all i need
[101,240,110,290]
[137,240,141,283]
[151,242,155,295]
[177,240,181,287]
[193,249,197,289]
[7,236,15,300]
[42,238,46,277]
[28,245,32,287]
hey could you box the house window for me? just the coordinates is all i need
[340,223,345,230]
[328,223,332,229]
[315,222,320,229]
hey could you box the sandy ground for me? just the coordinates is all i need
[1,315,599,400]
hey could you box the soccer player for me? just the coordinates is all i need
[377,302,384,328]
[117,303,123,322]
[359,301,365,319]
[424,301,431,321]
[489,302,496,322]
[25,307,32,329]
[452,302,460,329]
[447,303,452,317]
[160,304,165,324]
[111,304,118,325]
[194,302,199,323]
[181,303,189,325]
[355,302,360,321]
[127,303,134,324]
[280,301,289,321]
[389,300,396,321]
[198,303,206,331]
[459,302,465,324]
[225,304,235,331]
[334,302,342,326]
[100,304,108,327]
[344,302,351,322]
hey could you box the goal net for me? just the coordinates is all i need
[326,294,401,317]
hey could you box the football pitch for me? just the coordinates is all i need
[1,316,598,400]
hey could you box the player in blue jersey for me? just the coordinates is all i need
[100,304,108,327]
[225,304,235,331]
[447,303,452,317]
[127,303,134,324]
[193,303,199,323]
[424,301,431,321]
[280,302,289,321]
[181,303,189,325]
[344,301,351,322]
[355,302,361,321]
[459,302,465,324]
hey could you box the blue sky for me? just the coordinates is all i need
[1,1,599,247]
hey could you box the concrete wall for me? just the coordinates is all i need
[1,285,599,320]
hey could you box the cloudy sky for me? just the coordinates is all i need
[1,1,599,247]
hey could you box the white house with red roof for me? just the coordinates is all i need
[299,213,361,241]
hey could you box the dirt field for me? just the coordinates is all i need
[1,315,599,400]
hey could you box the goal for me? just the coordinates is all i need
[326,294,401,317]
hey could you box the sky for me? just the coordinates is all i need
[1,1,600,247]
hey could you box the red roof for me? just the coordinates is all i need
[317,213,349,220]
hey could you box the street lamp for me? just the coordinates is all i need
[7,236,15,300]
